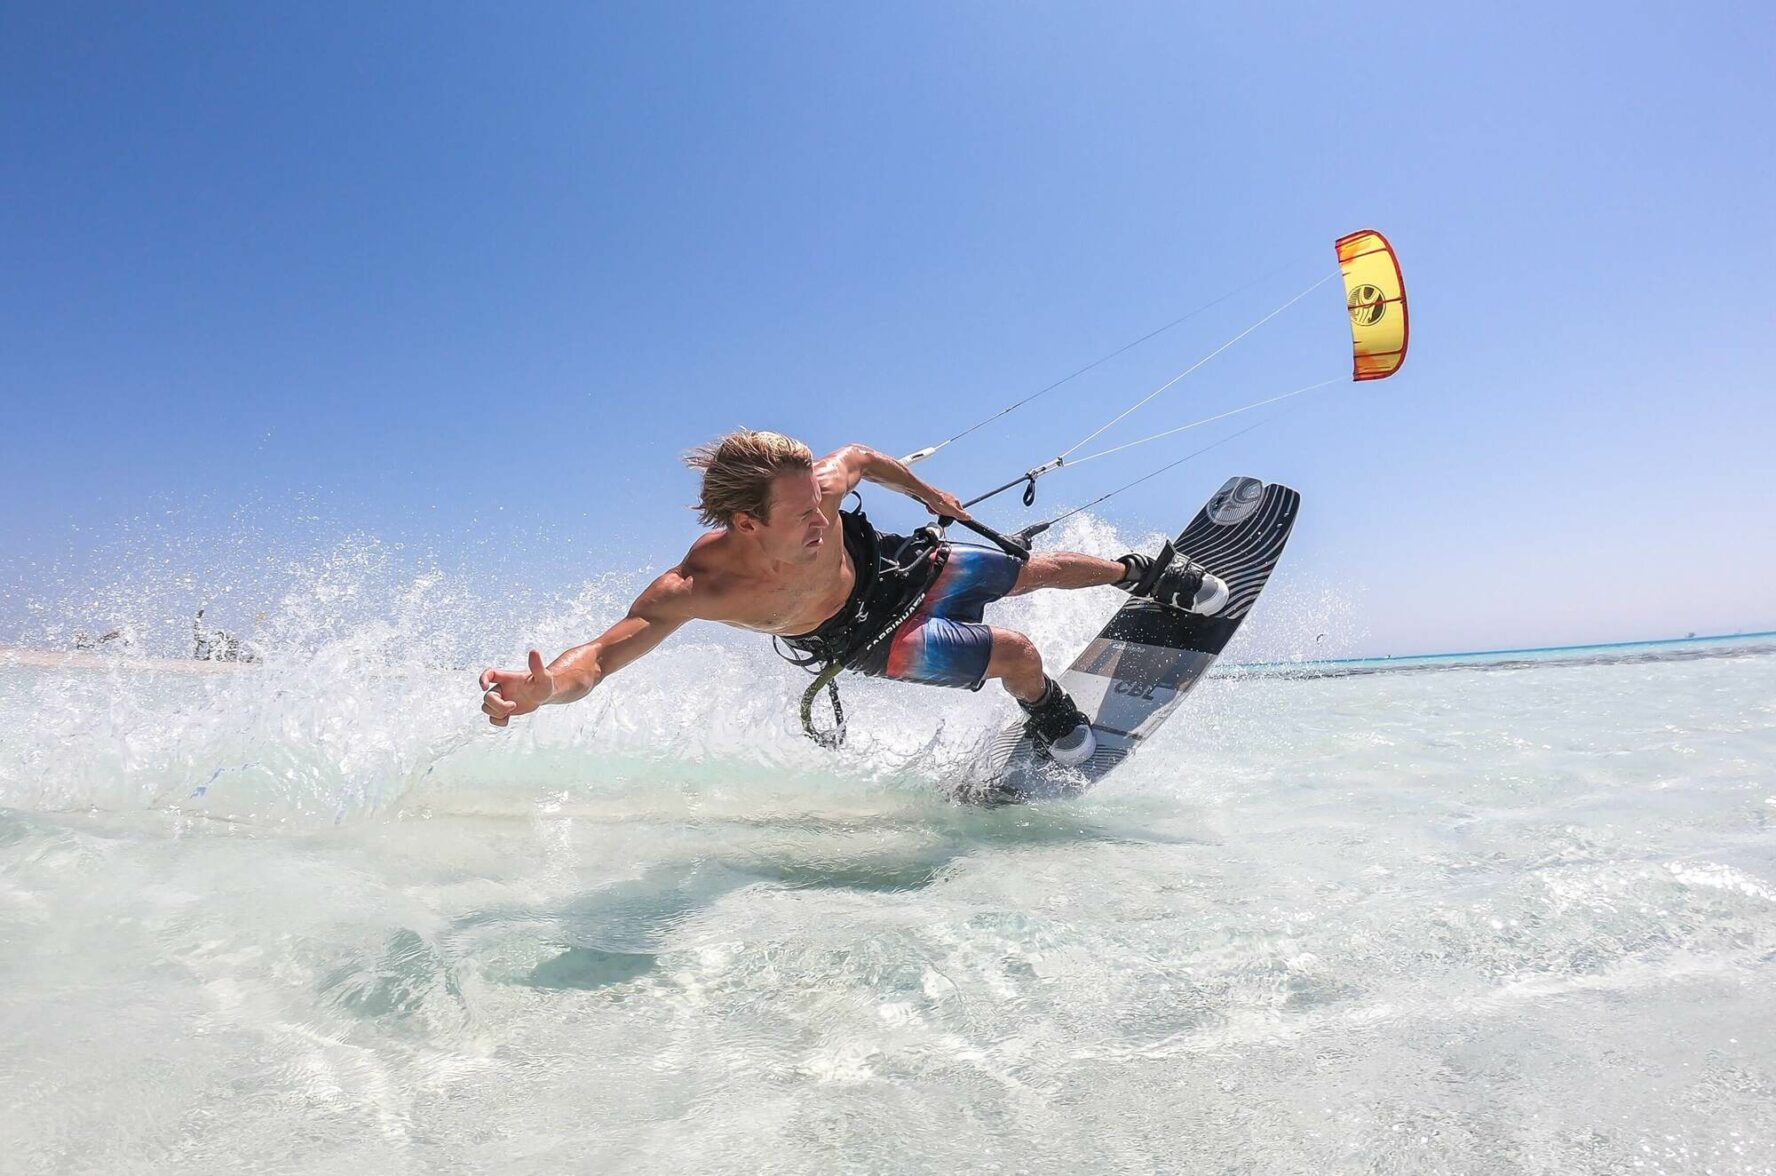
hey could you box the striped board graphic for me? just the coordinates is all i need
[972,476,1300,804]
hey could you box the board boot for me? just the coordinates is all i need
[1114,553,1229,616]
[1017,676,1097,767]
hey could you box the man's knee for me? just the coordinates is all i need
[988,628,1041,676]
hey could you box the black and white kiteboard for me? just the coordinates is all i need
[972,475,1301,804]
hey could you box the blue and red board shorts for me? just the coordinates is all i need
[850,544,1024,690]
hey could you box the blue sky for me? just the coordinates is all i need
[2,2,1772,655]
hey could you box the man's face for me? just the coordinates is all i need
[750,470,829,563]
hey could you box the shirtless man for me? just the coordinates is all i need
[478,430,1226,765]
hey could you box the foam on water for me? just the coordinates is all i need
[3,519,1774,1174]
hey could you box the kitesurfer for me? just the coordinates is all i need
[478,430,1227,765]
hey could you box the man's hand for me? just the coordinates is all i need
[921,487,973,523]
[479,649,555,727]
[474,577,690,729]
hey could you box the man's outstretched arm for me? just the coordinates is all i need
[479,570,693,727]
[823,444,972,521]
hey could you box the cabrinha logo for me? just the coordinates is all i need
[1347,283,1387,327]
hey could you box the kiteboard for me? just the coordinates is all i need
[972,475,1300,804]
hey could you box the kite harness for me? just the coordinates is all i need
[775,499,1033,748]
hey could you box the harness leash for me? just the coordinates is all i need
[799,663,846,749]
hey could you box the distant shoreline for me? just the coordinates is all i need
[1313,629,1776,667]
[1227,631,1776,679]
[0,646,250,674]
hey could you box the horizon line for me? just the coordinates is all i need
[1237,629,1776,670]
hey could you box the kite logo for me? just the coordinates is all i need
[1347,283,1387,327]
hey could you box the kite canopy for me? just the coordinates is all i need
[1336,229,1409,381]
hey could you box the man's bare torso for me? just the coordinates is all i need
[673,464,858,636]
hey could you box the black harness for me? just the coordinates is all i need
[775,502,948,747]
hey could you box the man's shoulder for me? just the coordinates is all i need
[648,531,747,619]
[678,528,736,581]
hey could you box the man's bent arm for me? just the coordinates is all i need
[828,444,969,519]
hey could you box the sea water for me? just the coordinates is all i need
[3,524,1774,1175]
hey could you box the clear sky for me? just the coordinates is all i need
[2,2,1772,656]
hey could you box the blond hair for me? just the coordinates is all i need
[684,429,815,528]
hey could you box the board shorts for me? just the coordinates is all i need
[850,544,1023,690]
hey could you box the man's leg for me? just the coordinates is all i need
[1011,548,1229,616]
[1008,551,1123,595]
[981,625,1095,764]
